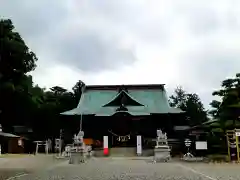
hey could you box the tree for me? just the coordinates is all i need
[0,19,37,82]
[0,19,38,130]
[169,87,186,109]
[0,18,83,142]
[206,73,240,153]
[169,87,208,125]
[209,73,240,132]
[208,100,221,118]
[72,80,85,105]
[50,86,67,95]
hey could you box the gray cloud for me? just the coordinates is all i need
[2,0,240,108]
[1,0,137,72]
[189,11,220,35]
[90,1,170,45]
[185,49,240,87]
[51,32,135,72]
[178,40,240,108]
[1,0,68,39]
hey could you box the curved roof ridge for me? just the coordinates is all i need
[103,90,144,107]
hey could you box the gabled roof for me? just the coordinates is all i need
[85,84,165,90]
[13,126,33,133]
[103,90,144,107]
[61,84,184,116]
[189,119,219,130]
[0,132,20,138]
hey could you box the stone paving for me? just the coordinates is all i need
[2,157,240,180]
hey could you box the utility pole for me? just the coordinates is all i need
[80,114,82,131]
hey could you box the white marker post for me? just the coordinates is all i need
[103,136,109,156]
[137,135,142,156]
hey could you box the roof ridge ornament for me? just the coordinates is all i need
[118,85,128,93]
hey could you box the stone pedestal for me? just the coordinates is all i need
[69,131,87,164]
[69,151,85,164]
[153,129,171,162]
[154,145,171,162]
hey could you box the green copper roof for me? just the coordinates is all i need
[103,90,144,107]
[92,106,150,116]
[61,85,184,116]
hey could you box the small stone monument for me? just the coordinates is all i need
[69,131,86,164]
[182,139,205,162]
[183,139,194,160]
[153,129,171,162]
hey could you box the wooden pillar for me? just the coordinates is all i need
[45,140,48,154]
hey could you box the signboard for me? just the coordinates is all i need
[196,141,207,150]
[18,139,23,146]
[137,135,142,155]
[236,132,240,136]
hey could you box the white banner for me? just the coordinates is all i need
[103,136,108,149]
[137,135,142,155]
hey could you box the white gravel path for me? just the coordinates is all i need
[2,156,240,180]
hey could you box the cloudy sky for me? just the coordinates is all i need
[1,0,240,108]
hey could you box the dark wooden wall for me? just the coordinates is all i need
[78,113,189,152]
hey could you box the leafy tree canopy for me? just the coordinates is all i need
[169,86,208,125]
[209,73,240,132]
[0,19,37,83]
[0,19,84,140]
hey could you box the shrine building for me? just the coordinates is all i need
[61,84,189,155]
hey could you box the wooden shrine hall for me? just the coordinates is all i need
[61,84,189,155]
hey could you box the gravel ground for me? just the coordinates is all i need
[2,157,240,180]
[0,154,65,180]
[181,162,240,180]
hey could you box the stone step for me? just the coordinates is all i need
[110,147,136,156]
[92,147,158,157]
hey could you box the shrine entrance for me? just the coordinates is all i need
[108,112,137,148]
